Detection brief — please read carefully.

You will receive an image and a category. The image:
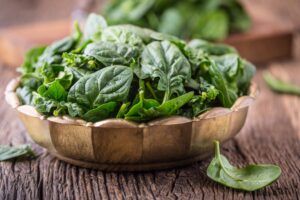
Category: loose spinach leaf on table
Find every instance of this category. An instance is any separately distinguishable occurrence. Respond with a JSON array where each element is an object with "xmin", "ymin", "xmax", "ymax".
[
  {"xmin": 0, "ymin": 144, "xmax": 36, "ymax": 161},
  {"xmin": 263, "ymin": 72, "xmax": 300, "ymax": 95},
  {"xmin": 207, "ymin": 141, "xmax": 281, "ymax": 191}
]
